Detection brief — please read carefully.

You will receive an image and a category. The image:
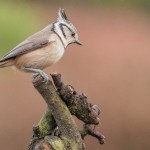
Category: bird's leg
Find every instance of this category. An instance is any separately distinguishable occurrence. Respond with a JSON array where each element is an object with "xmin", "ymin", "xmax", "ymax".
[{"xmin": 24, "ymin": 67, "xmax": 49, "ymax": 82}]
